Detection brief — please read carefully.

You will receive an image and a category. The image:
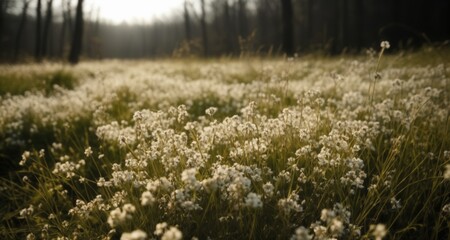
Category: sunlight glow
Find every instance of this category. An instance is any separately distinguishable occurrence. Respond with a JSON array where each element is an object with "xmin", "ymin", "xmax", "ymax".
[{"xmin": 90, "ymin": 0, "xmax": 184, "ymax": 24}]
